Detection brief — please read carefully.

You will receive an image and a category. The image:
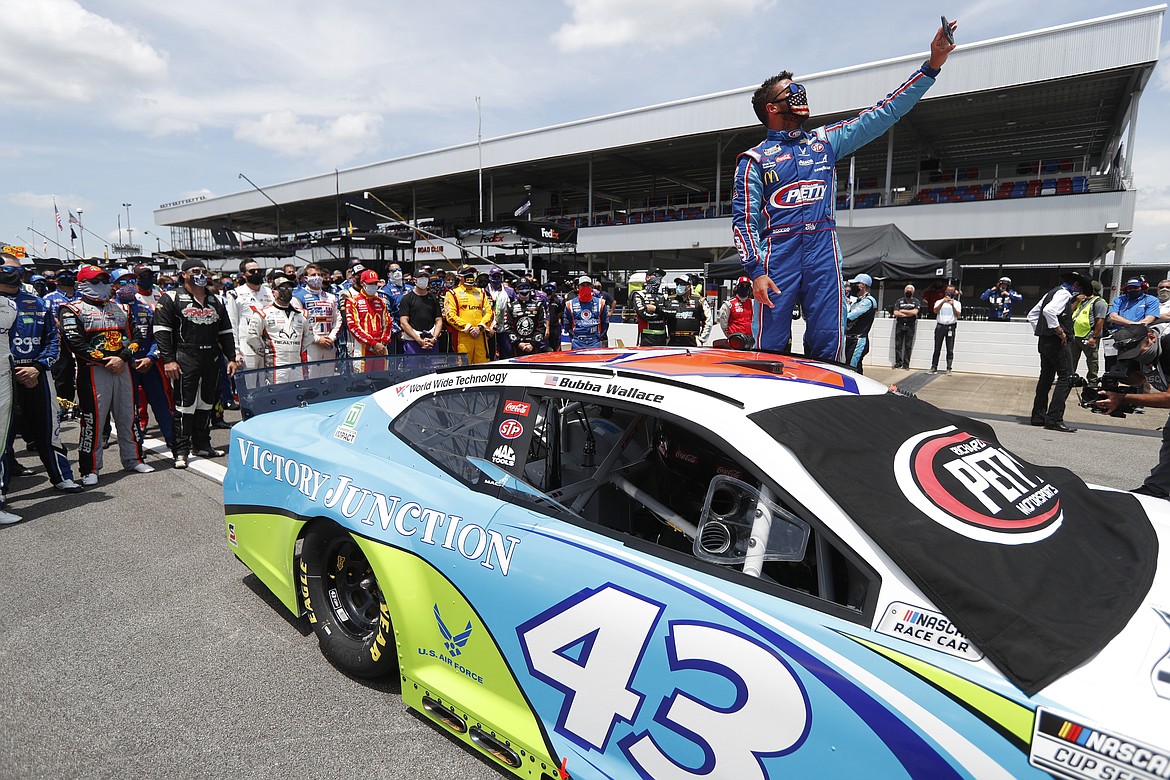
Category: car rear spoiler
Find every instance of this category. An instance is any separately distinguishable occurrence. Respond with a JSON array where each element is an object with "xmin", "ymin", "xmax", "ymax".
[{"xmin": 235, "ymin": 354, "xmax": 468, "ymax": 419}]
